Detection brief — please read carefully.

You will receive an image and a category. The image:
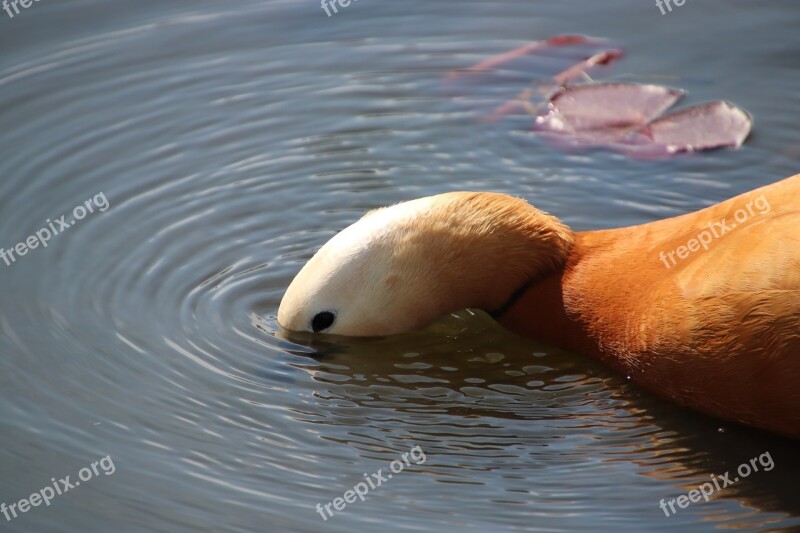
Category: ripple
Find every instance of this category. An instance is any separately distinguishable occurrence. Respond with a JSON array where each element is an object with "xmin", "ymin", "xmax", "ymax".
[{"xmin": 1, "ymin": 0, "xmax": 799, "ymax": 531}]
